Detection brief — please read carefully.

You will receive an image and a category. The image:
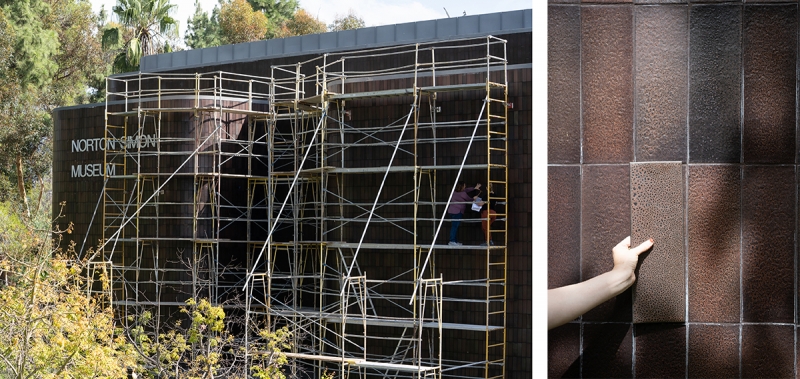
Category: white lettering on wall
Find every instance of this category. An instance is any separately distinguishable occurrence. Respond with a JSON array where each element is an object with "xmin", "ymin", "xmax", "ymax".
[
  {"xmin": 70, "ymin": 163, "xmax": 118, "ymax": 178},
  {"xmin": 71, "ymin": 134, "xmax": 158, "ymax": 153}
]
